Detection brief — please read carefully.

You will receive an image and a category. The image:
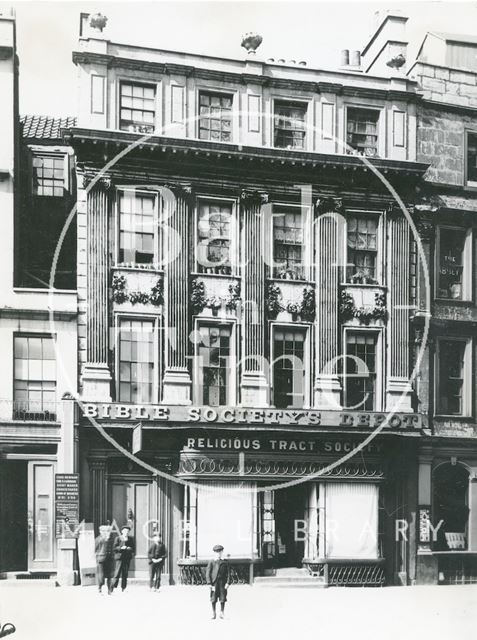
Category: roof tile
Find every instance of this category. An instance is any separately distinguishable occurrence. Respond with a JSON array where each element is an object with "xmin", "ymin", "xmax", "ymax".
[{"xmin": 20, "ymin": 115, "xmax": 77, "ymax": 140}]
